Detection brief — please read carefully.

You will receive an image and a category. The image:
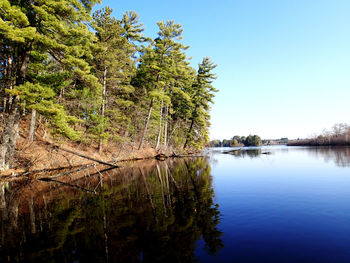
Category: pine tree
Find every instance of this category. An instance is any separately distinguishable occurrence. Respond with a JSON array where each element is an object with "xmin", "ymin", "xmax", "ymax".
[
  {"xmin": 184, "ymin": 57, "xmax": 218, "ymax": 149},
  {"xmin": 91, "ymin": 7, "xmax": 145, "ymax": 152},
  {"xmin": 135, "ymin": 21, "xmax": 191, "ymax": 150},
  {"xmin": 122, "ymin": 10, "xmax": 146, "ymax": 43},
  {"xmin": 0, "ymin": 2, "xmax": 219, "ymax": 170},
  {"xmin": 0, "ymin": 0, "xmax": 100, "ymax": 169}
]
